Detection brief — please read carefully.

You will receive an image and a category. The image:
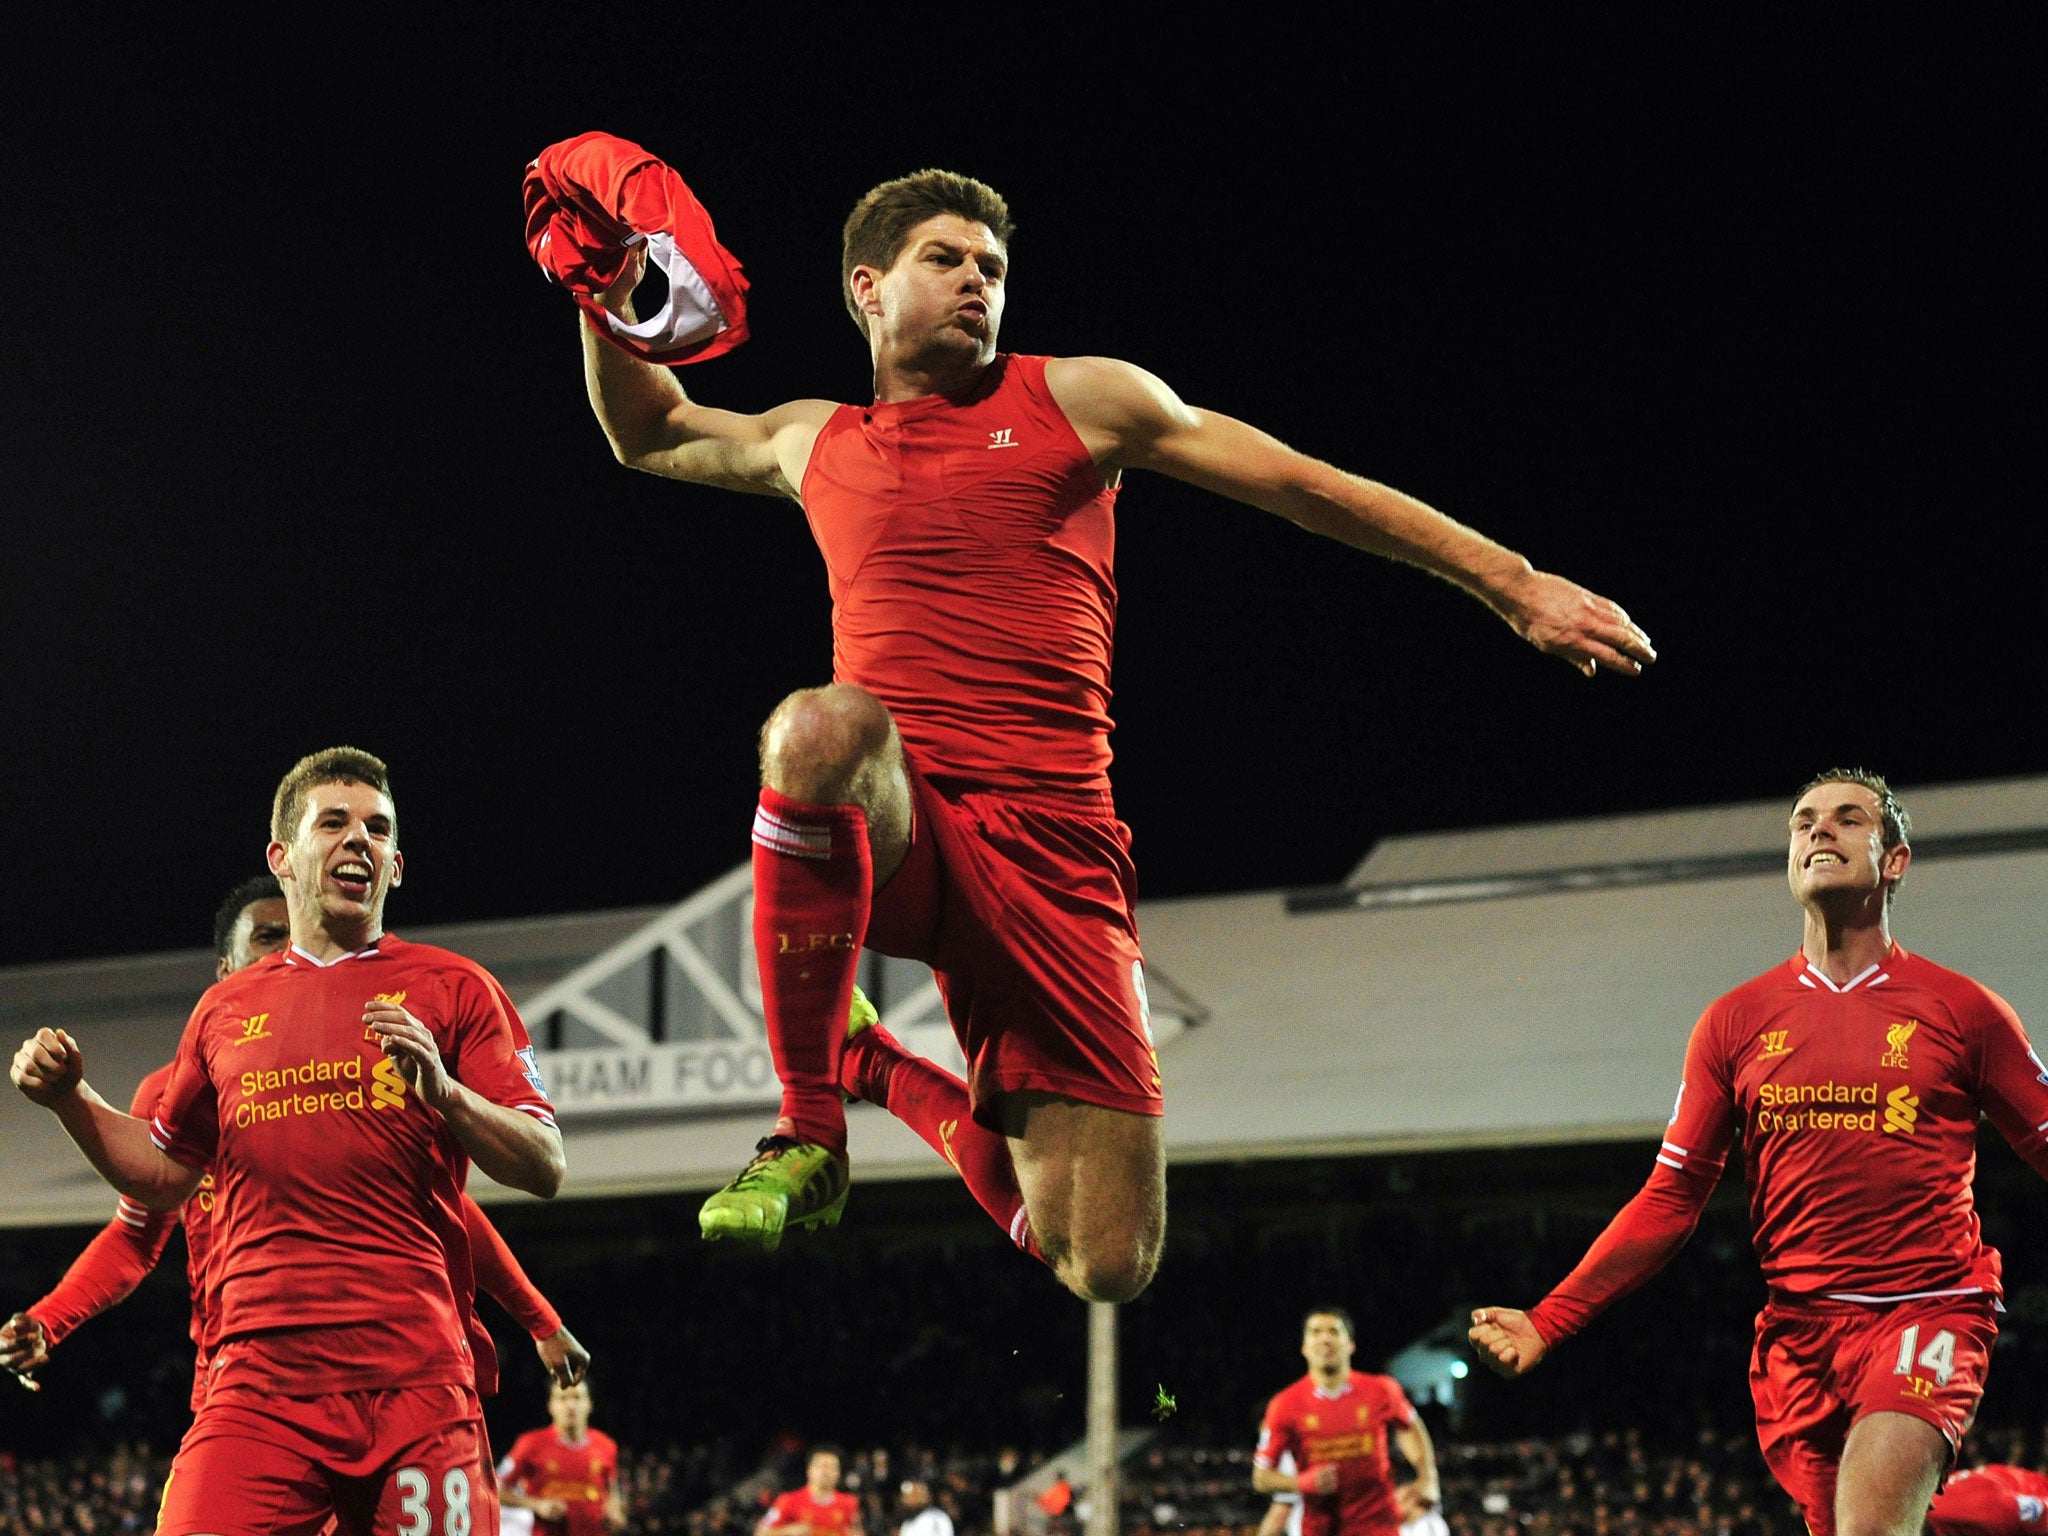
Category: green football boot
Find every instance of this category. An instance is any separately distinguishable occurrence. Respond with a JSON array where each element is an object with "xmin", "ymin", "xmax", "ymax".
[
  {"xmin": 698, "ymin": 1134, "xmax": 849, "ymax": 1251},
  {"xmin": 699, "ymin": 988, "xmax": 875, "ymax": 1249},
  {"xmin": 841, "ymin": 984, "xmax": 879, "ymax": 1102},
  {"xmin": 847, "ymin": 984, "xmax": 878, "ymax": 1040}
]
